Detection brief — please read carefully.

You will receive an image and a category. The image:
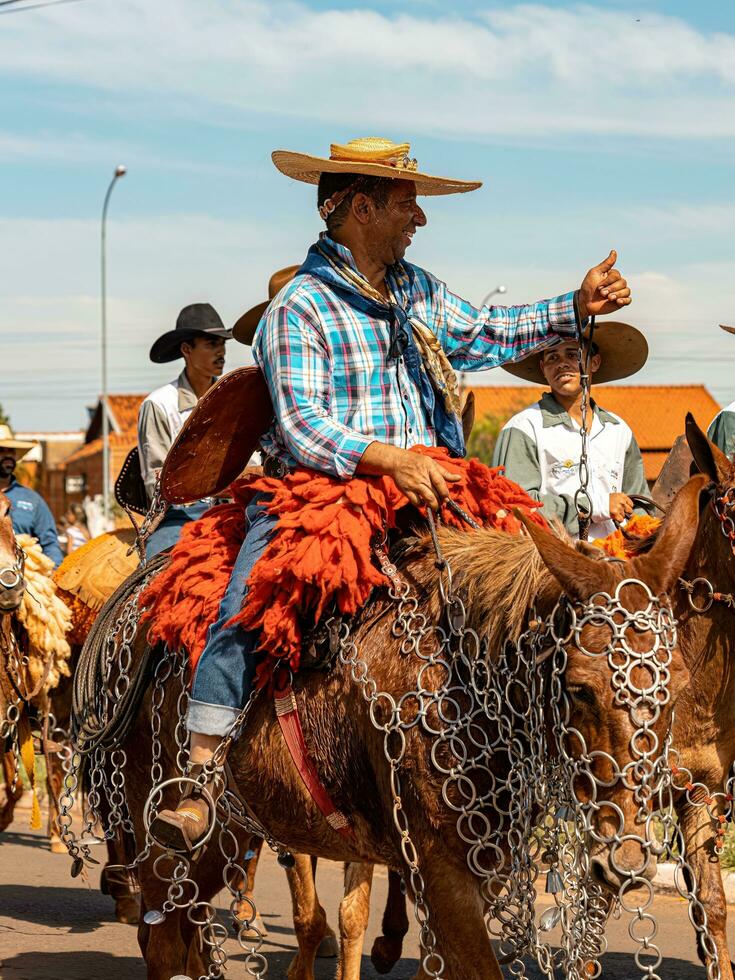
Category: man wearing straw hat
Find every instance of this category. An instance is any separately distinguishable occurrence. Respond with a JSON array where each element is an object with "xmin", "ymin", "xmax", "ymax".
[
  {"xmin": 493, "ymin": 324, "xmax": 649, "ymax": 539},
  {"xmin": 0, "ymin": 425, "xmax": 63, "ymax": 567},
  {"xmin": 707, "ymin": 324, "xmax": 735, "ymax": 459},
  {"xmin": 153, "ymin": 135, "xmax": 634, "ymax": 850}
]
